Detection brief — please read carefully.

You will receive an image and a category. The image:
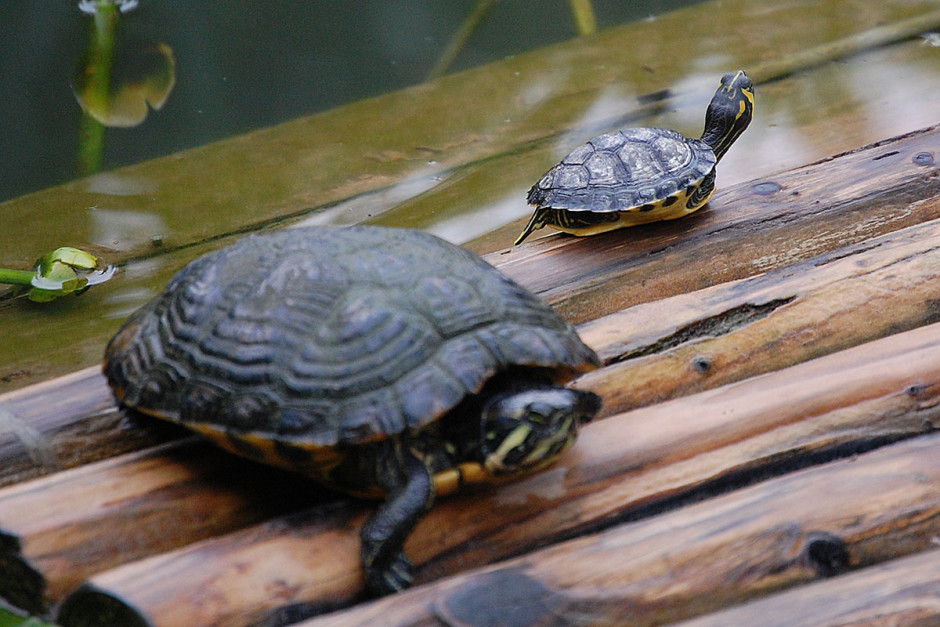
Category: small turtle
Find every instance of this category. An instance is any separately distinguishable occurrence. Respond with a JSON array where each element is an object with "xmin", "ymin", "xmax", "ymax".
[
  {"xmin": 104, "ymin": 226, "xmax": 601, "ymax": 595},
  {"xmin": 515, "ymin": 70, "xmax": 755, "ymax": 244}
]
